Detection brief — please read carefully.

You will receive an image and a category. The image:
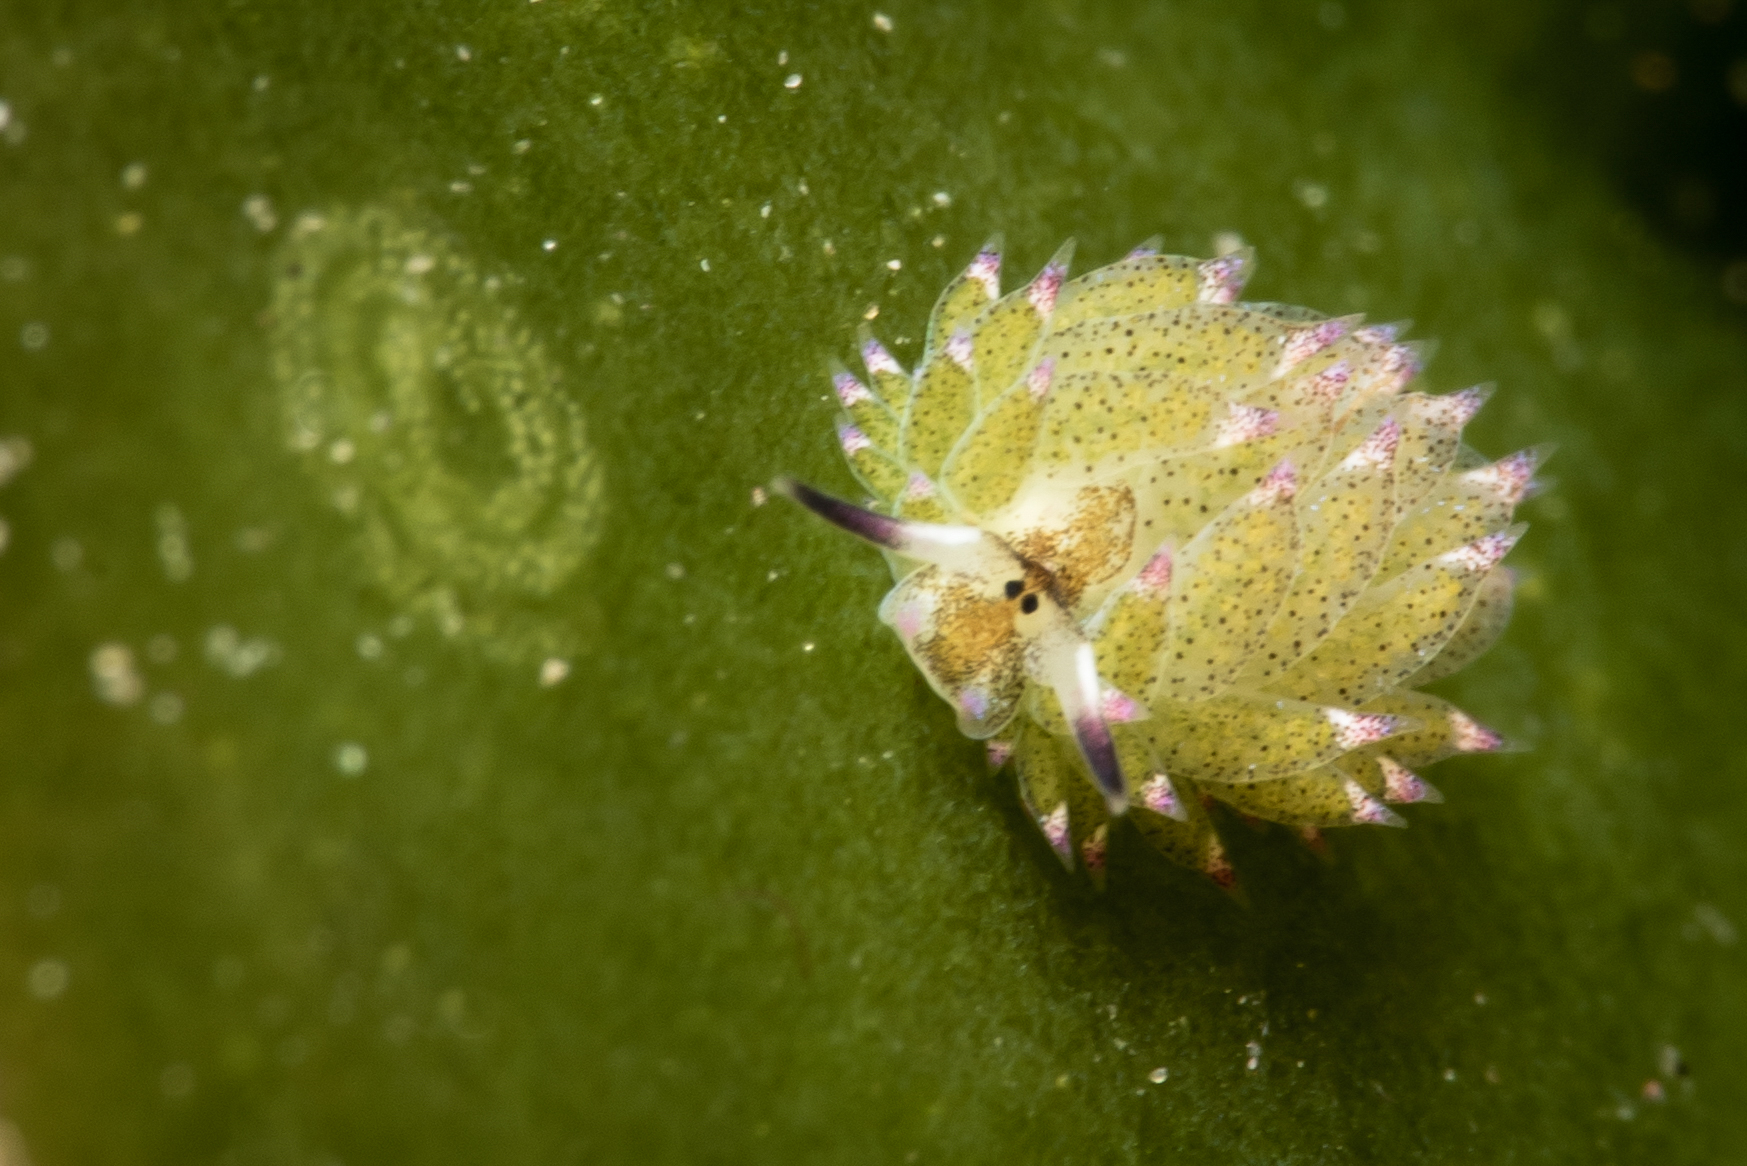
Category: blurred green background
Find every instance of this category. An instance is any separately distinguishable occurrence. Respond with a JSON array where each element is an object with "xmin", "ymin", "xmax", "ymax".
[{"xmin": 0, "ymin": 0, "xmax": 1744, "ymax": 1161}]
